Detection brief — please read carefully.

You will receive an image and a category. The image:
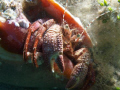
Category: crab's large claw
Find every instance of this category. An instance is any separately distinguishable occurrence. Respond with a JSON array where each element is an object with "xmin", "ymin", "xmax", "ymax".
[
  {"xmin": 43, "ymin": 24, "xmax": 65, "ymax": 72},
  {"xmin": 66, "ymin": 48, "xmax": 91, "ymax": 89}
]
